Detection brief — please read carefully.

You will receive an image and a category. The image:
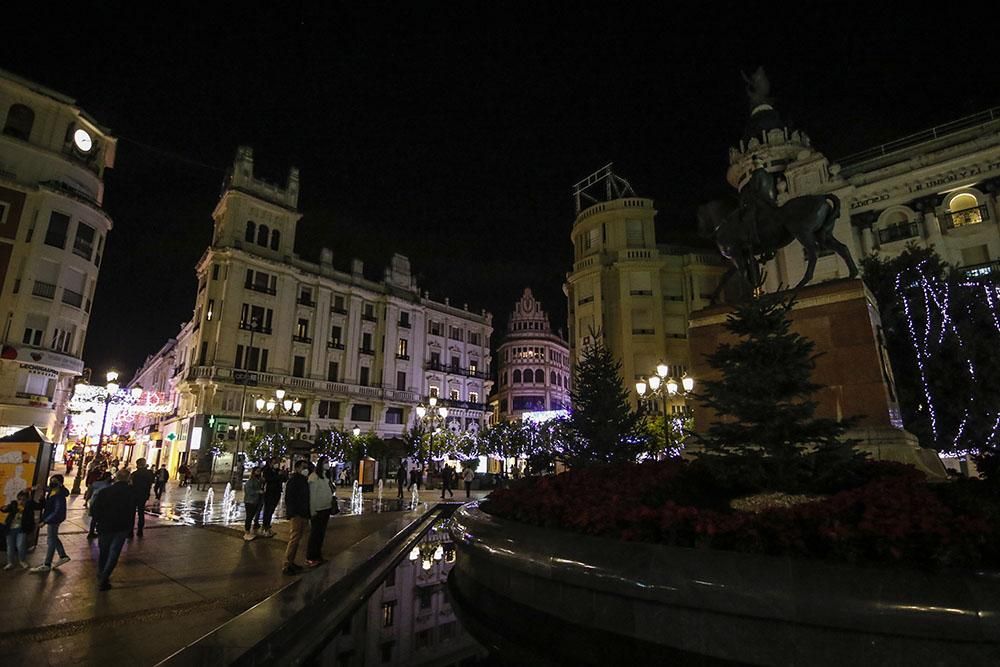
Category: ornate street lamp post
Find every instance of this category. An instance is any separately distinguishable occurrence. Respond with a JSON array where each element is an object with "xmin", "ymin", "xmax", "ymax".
[
  {"xmin": 254, "ymin": 387, "xmax": 302, "ymax": 435},
  {"xmin": 415, "ymin": 396, "xmax": 448, "ymax": 462},
  {"xmin": 95, "ymin": 370, "xmax": 121, "ymax": 459},
  {"xmin": 635, "ymin": 361, "xmax": 695, "ymax": 455}
]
